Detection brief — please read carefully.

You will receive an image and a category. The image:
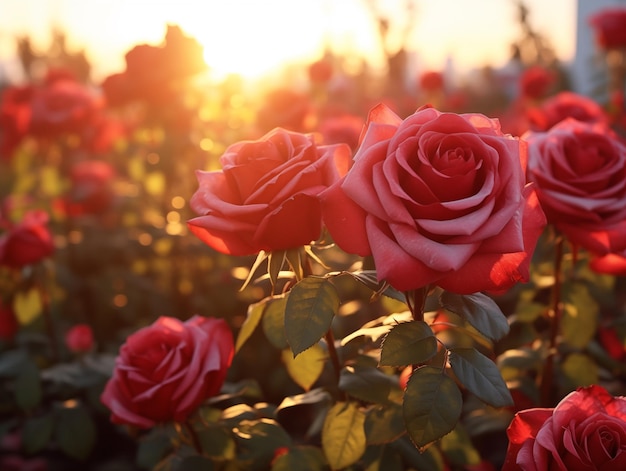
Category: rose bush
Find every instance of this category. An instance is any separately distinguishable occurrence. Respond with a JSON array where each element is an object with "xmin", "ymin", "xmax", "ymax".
[
  {"xmin": 64, "ymin": 323, "xmax": 94, "ymax": 353},
  {"xmin": 503, "ymin": 385, "xmax": 626, "ymax": 470},
  {"xmin": 100, "ymin": 315, "xmax": 234, "ymax": 429},
  {"xmin": 0, "ymin": 210, "xmax": 55, "ymax": 269},
  {"xmin": 525, "ymin": 118, "xmax": 626, "ymax": 258},
  {"xmin": 321, "ymin": 103, "xmax": 546, "ymax": 293},
  {"xmin": 188, "ymin": 127, "xmax": 351, "ymax": 255}
]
